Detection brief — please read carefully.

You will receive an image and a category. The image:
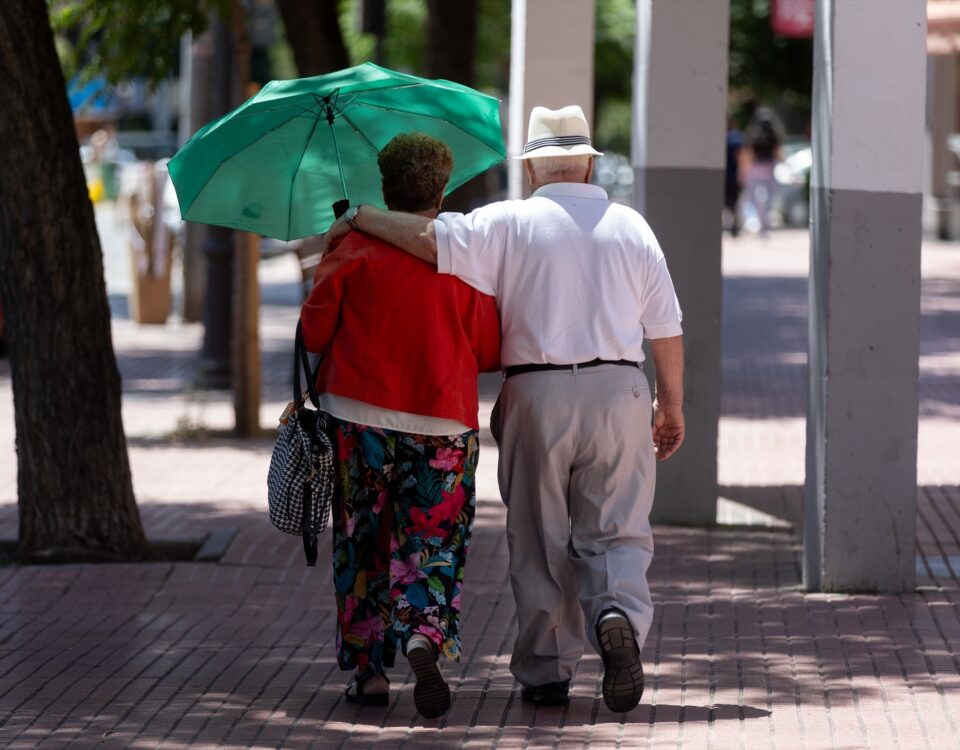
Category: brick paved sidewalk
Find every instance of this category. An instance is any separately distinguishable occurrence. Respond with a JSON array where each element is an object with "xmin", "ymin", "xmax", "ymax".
[{"xmin": 1, "ymin": 230, "xmax": 959, "ymax": 748}]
